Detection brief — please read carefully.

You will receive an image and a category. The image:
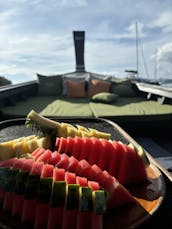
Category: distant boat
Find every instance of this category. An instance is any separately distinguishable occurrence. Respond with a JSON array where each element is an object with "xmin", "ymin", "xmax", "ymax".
[{"xmin": 129, "ymin": 22, "xmax": 160, "ymax": 85}]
